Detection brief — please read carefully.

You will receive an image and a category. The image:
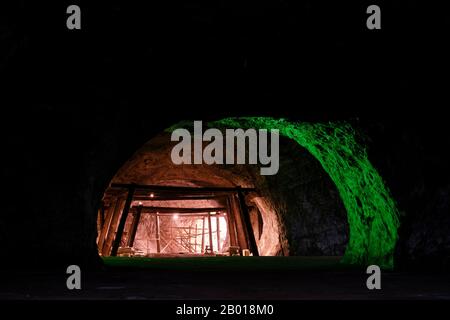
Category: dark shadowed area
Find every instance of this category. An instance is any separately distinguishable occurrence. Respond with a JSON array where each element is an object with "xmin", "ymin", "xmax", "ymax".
[{"xmin": 0, "ymin": 0, "xmax": 449, "ymax": 300}]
